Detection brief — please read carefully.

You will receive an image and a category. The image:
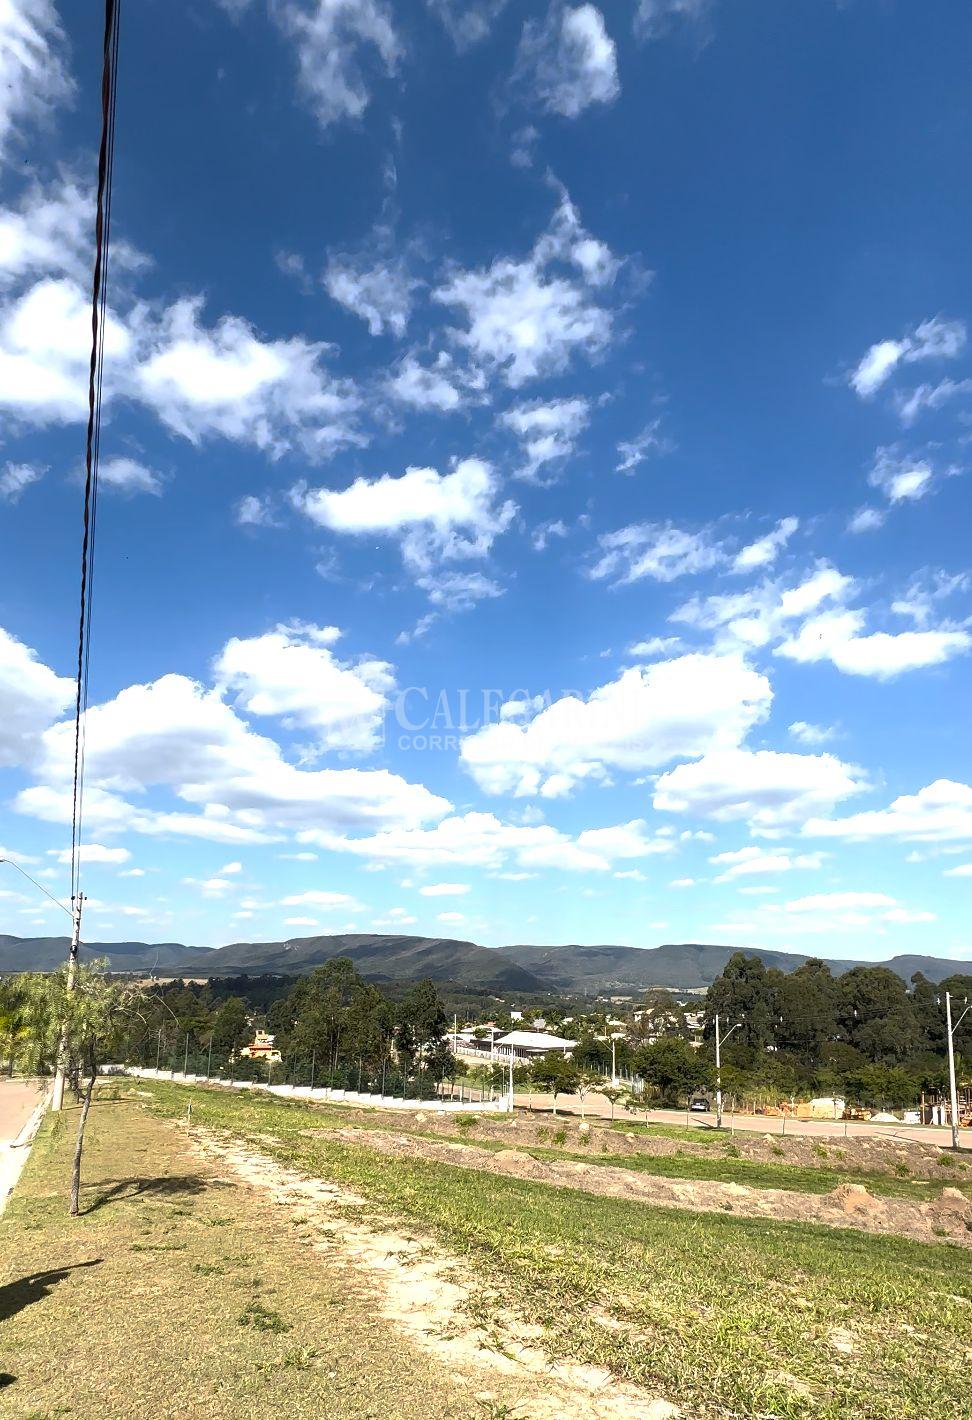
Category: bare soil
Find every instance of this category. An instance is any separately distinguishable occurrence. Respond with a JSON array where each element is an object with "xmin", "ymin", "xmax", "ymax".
[{"xmin": 306, "ymin": 1123, "xmax": 972, "ymax": 1249}]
